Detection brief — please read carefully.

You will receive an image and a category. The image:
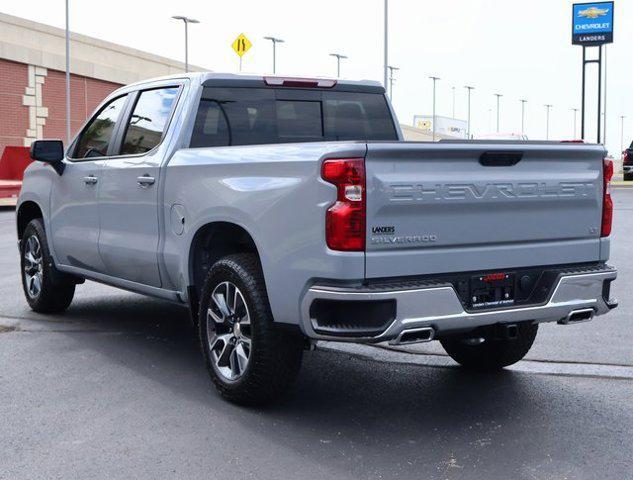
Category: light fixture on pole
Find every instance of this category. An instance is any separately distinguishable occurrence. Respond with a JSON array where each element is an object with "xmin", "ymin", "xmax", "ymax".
[
  {"xmin": 520, "ymin": 99, "xmax": 528, "ymax": 136},
  {"xmin": 264, "ymin": 36, "xmax": 285, "ymax": 74},
  {"xmin": 571, "ymin": 108, "xmax": 579, "ymax": 138},
  {"xmin": 544, "ymin": 104, "xmax": 553, "ymax": 140},
  {"xmin": 171, "ymin": 16, "xmax": 200, "ymax": 73},
  {"xmin": 494, "ymin": 93, "xmax": 503, "ymax": 132},
  {"xmin": 429, "ymin": 76, "xmax": 440, "ymax": 141},
  {"xmin": 387, "ymin": 65, "xmax": 399, "ymax": 100},
  {"xmin": 464, "ymin": 86, "xmax": 475, "ymax": 138},
  {"xmin": 65, "ymin": 0, "xmax": 70, "ymax": 145},
  {"xmin": 329, "ymin": 53, "xmax": 347, "ymax": 78}
]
